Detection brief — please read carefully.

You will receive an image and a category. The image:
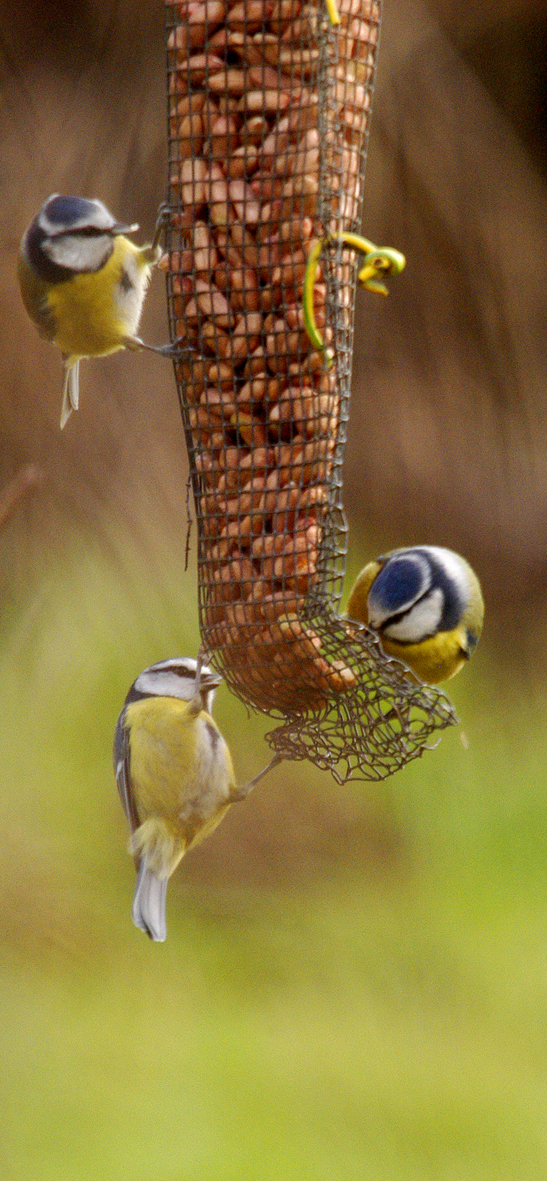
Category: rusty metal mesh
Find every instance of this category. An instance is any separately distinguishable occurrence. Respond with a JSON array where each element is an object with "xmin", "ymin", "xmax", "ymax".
[{"xmin": 163, "ymin": 0, "xmax": 457, "ymax": 783}]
